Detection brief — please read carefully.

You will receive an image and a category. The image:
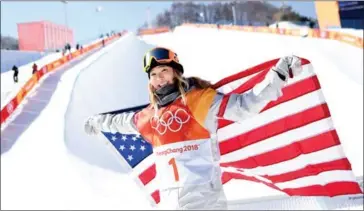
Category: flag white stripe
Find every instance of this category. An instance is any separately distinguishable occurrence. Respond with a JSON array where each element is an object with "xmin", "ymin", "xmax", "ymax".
[
  {"xmin": 275, "ymin": 170, "xmax": 357, "ymax": 189},
  {"xmin": 218, "ymin": 89, "xmax": 327, "ymax": 142},
  {"xmin": 144, "ymin": 175, "xmax": 159, "ymax": 194},
  {"xmin": 220, "ymin": 117, "xmax": 335, "ymax": 163},
  {"xmin": 238, "ymin": 145, "xmax": 346, "ymax": 176}
]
